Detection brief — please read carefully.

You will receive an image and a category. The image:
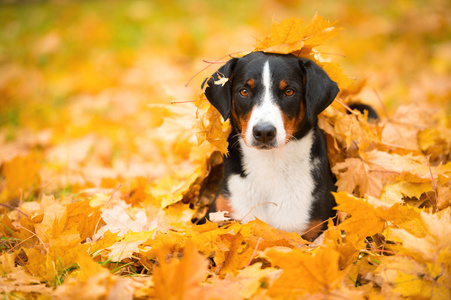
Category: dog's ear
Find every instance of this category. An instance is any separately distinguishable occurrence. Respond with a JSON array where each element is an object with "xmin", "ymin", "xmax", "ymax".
[
  {"xmin": 298, "ymin": 58, "xmax": 339, "ymax": 125},
  {"xmin": 202, "ymin": 58, "xmax": 238, "ymax": 120}
]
